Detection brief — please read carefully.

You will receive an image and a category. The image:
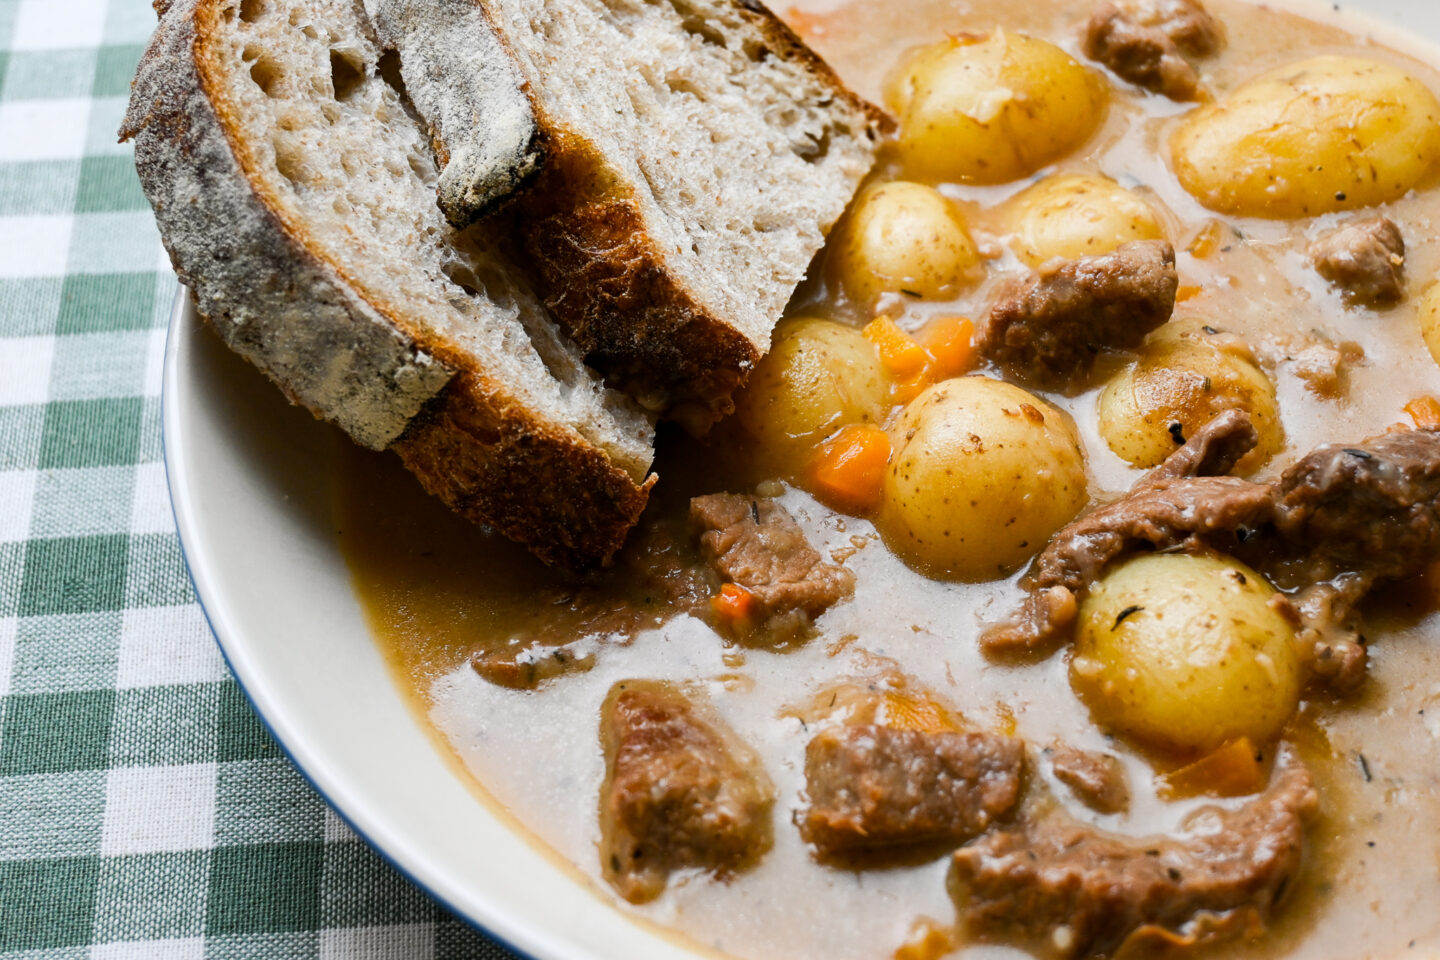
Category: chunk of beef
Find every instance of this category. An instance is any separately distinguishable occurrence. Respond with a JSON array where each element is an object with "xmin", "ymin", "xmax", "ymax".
[
  {"xmin": 599, "ymin": 680, "xmax": 774, "ymax": 903},
  {"xmin": 982, "ymin": 476, "xmax": 1270, "ymax": 655},
  {"xmin": 800, "ymin": 724, "xmax": 1024, "ymax": 853},
  {"xmin": 1084, "ymin": 0, "xmax": 1223, "ymax": 101},
  {"xmin": 691, "ymin": 494, "xmax": 854, "ymax": 640},
  {"xmin": 1137, "ymin": 408, "xmax": 1259, "ymax": 485},
  {"xmin": 950, "ymin": 763, "xmax": 1318, "ymax": 958},
  {"xmin": 981, "ymin": 241, "xmax": 1178, "ymax": 390},
  {"xmin": 1049, "ymin": 745, "xmax": 1130, "ymax": 814},
  {"xmin": 988, "ymin": 421, "xmax": 1440, "ymax": 689},
  {"xmin": 1261, "ymin": 429, "xmax": 1440, "ymax": 687},
  {"xmin": 1309, "ymin": 216, "xmax": 1405, "ymax": 306}
]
